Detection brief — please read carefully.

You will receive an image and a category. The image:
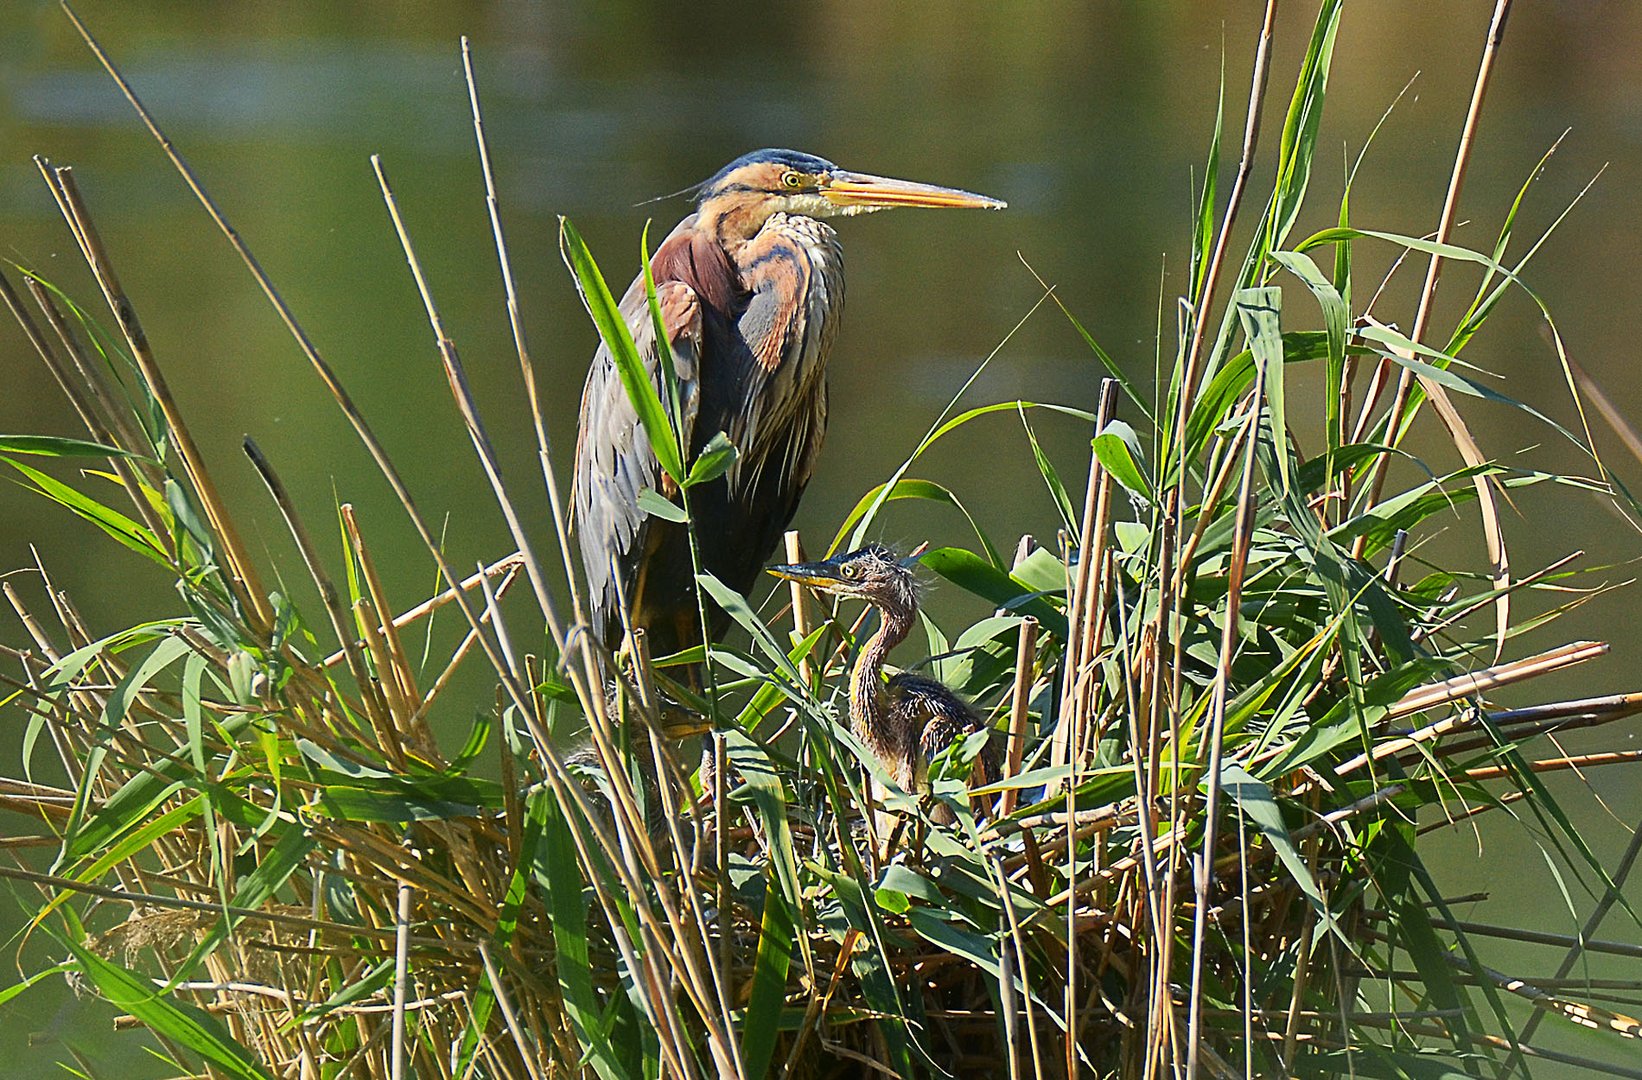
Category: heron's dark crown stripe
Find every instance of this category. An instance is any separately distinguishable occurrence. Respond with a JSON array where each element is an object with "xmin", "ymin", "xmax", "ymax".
[
  {"xmin": 700, "ymin": 180, "xmax": 823, "ymax": 201},
  {"xmin": 699, "ymin": 148, "xmax": 837, "ymax": 201}
]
